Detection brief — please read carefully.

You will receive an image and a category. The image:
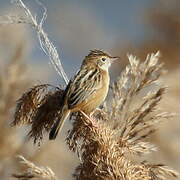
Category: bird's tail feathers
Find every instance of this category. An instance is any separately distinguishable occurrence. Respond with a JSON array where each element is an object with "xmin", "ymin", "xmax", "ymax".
[{"xmin": 49, "ymin": 108, "xmax": 70, "ymax": 140}]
